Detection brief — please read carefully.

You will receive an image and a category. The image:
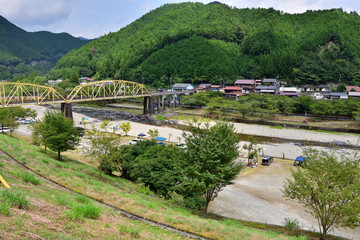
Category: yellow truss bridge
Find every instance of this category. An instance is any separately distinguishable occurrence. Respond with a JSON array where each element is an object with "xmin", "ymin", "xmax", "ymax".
[{"xmin": 0, "ymin": 80, "xmax": 151, "ymax": 107}]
